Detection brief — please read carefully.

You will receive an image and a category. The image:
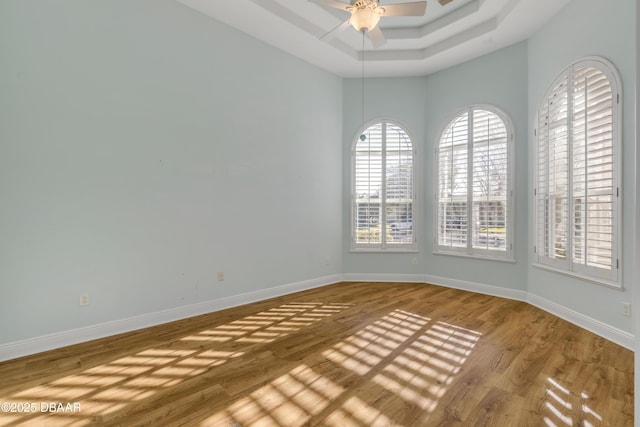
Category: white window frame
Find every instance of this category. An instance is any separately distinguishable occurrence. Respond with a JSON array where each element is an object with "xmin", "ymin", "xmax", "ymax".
[
  {"xmin": 351, "ymin": 119, "xmax": 417, "ymax": 252},
  {"xmin": 533, "ymin": 56, "xmax": 622, "ymax": 288},
  {"xmin": 434, "ymin": 105, "xmax": 515, "ymax": 261}
]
